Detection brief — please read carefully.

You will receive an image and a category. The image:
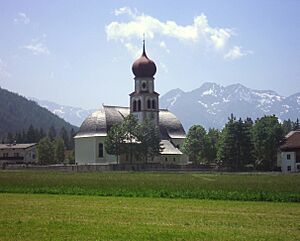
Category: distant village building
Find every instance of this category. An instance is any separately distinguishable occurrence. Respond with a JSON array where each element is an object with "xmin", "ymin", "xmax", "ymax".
[
  {"xmin": 0, "ymin": 143, "xmax": 37, "ymax": 165},
  {"xmin": 74, "ymin": 42, "xmax": 188, "ymax": 165},
  {"xmin": 278, "ymin": 130, "xmax": 300, "ymax": 172}
]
